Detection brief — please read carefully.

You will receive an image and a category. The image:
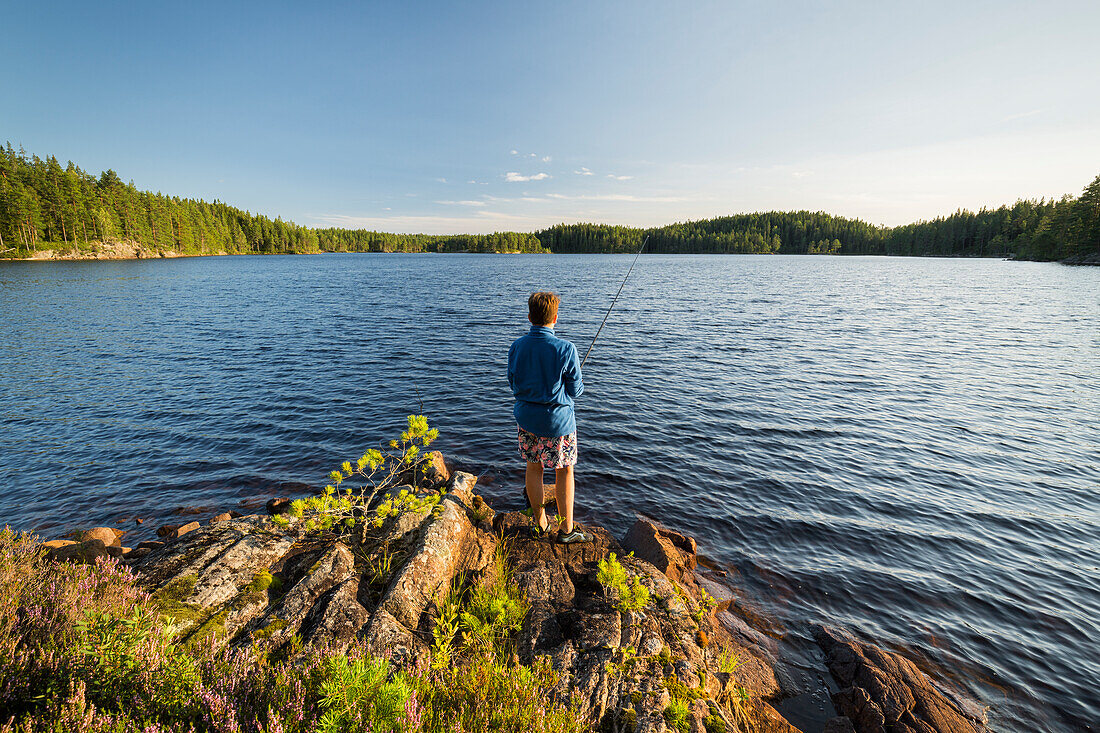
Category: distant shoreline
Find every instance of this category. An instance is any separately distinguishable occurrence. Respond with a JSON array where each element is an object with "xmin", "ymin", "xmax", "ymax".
[{"xmin": 5, "ymin": 242, "xmax": 1097, "ymax": 265}]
